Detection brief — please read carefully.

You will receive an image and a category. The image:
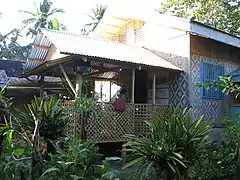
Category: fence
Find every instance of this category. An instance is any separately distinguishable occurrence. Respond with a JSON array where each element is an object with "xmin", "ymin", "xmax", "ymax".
[{"xmin": 61, "ymin": 101, "xmax": 168, "ymax": 143}]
